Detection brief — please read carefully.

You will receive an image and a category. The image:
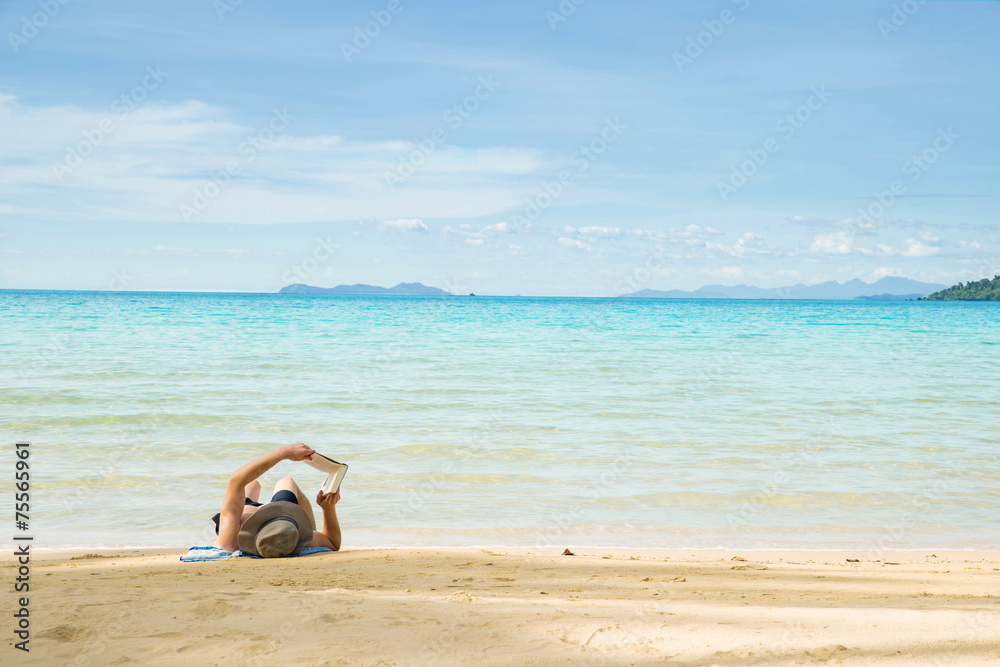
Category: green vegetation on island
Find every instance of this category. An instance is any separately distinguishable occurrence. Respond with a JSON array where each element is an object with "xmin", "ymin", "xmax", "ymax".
[{"xmin": 921, "ymin": 276, "xmax": 1000, "ymax": 301}]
